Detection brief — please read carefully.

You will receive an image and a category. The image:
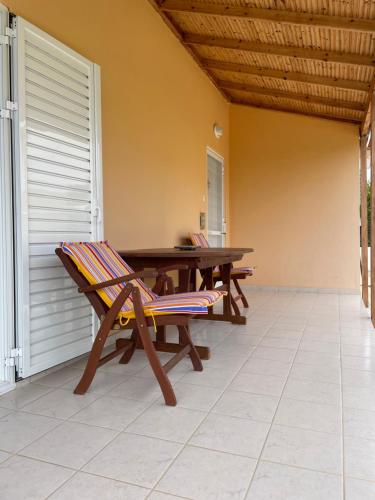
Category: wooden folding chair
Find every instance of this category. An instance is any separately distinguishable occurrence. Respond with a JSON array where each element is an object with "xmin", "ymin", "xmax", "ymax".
[
  {"xmin": 190, "ymin": 232, "xmax": 253, "ymax": 309},
  {"xmin": 56, "ymin": 241, "xmax": 225, "ymax": 406}
]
